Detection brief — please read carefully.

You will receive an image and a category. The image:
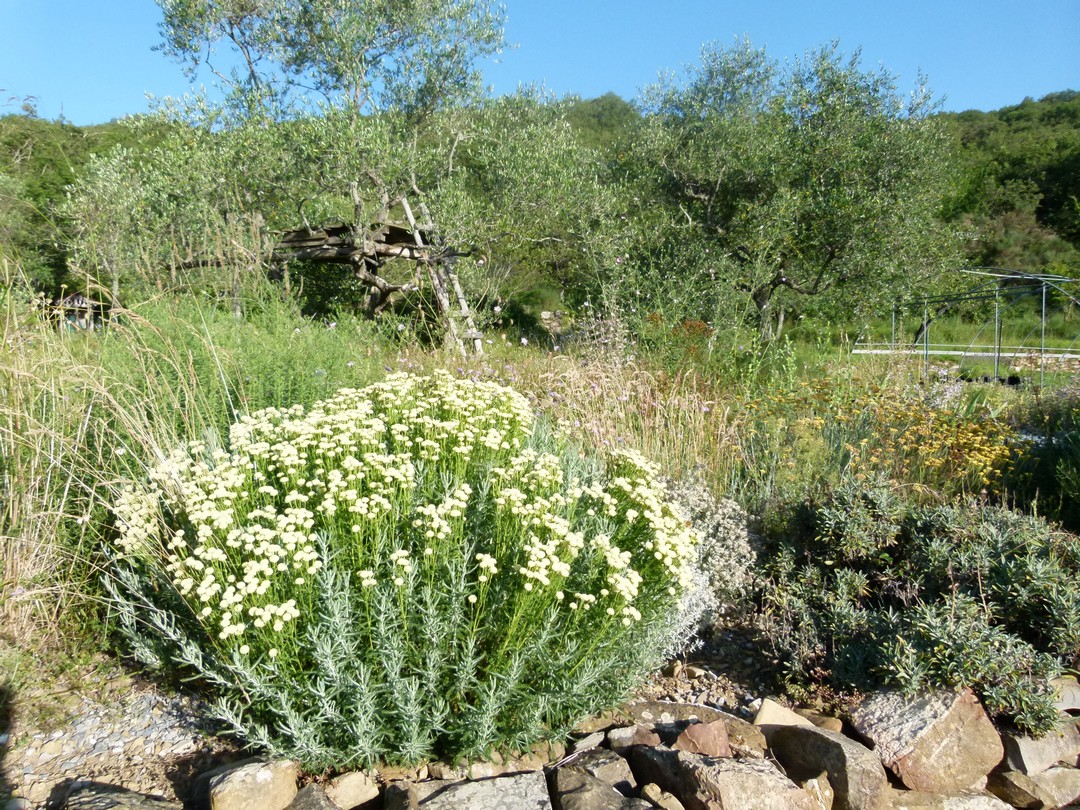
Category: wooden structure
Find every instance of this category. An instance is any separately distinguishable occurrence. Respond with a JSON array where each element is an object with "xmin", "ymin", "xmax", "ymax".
[
  {"xmin": 50, "ymin": 292, "xmax": 106, "ymax": 332},
  {"xmin": 271, "ymin": 192, "xmax": 483, "ymax": 356}
]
